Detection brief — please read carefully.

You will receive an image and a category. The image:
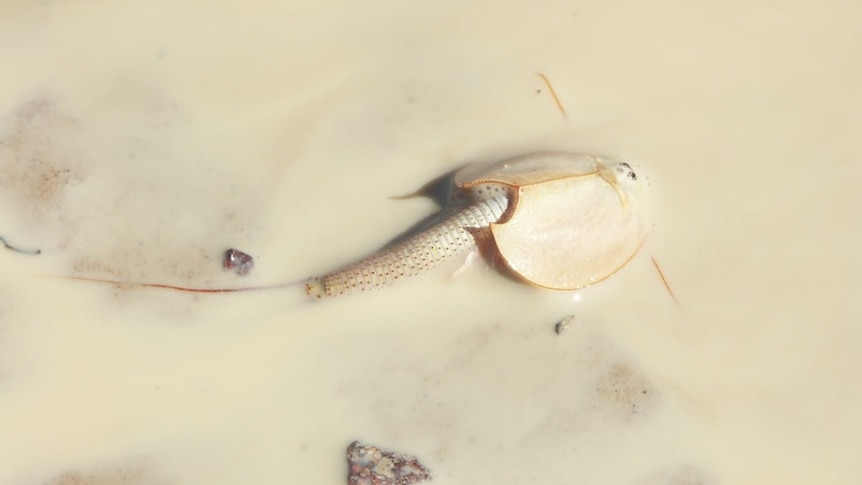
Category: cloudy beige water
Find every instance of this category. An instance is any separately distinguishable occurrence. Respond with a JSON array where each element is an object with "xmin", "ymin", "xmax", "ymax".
[{"xmin": 1, "ymin": 1, "xmax": 860, "ymax": 484}]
